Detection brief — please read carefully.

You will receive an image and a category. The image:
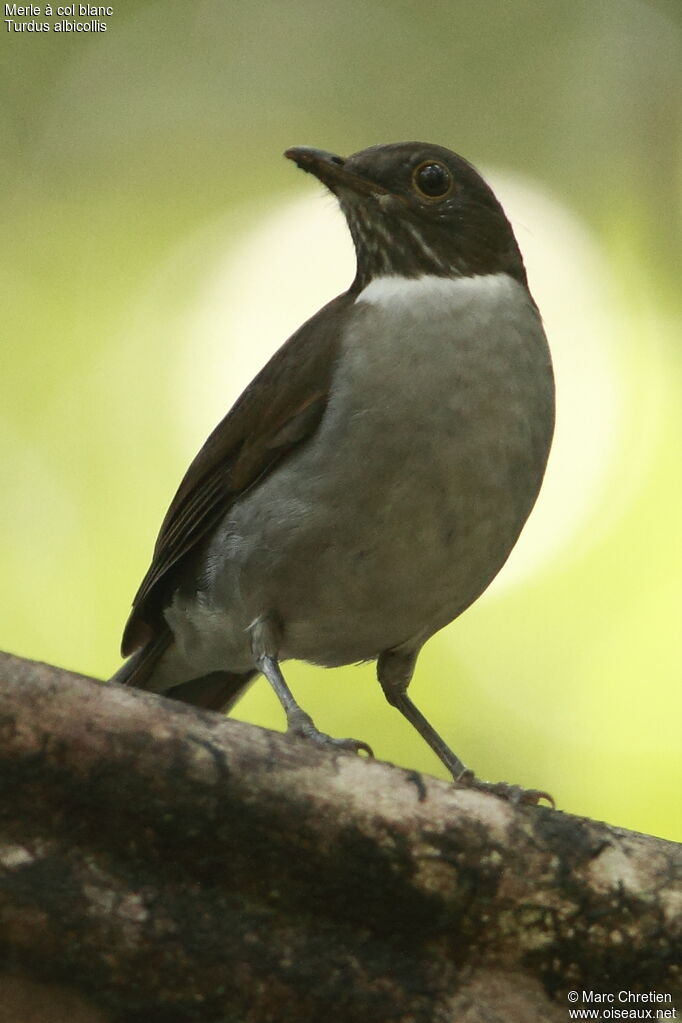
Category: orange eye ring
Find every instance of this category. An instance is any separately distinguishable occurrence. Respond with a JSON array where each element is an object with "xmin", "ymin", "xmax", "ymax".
[{"xmin": 412, "ymin": 160, "xmax": 453, "ymax": 200}]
